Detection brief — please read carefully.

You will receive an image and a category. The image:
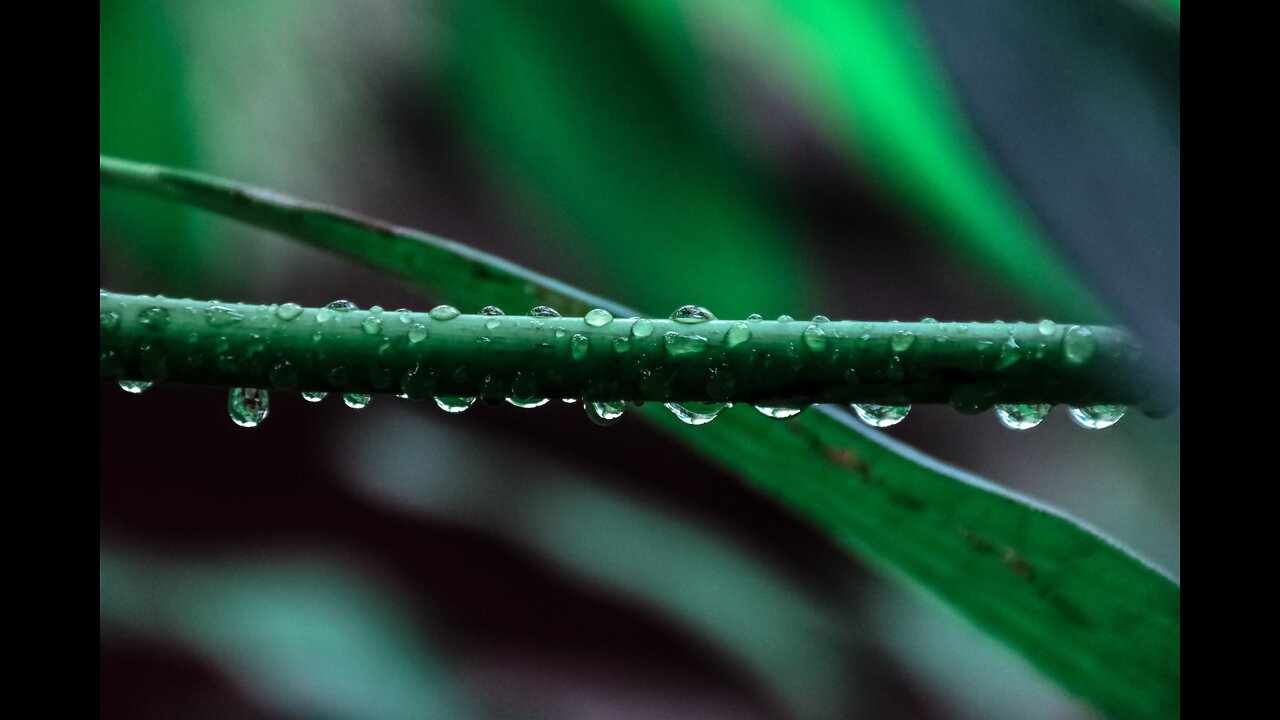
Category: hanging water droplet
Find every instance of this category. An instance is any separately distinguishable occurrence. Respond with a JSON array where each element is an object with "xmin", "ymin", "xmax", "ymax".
[
  {"xmin": 665, "ymin": 401, "xmax": 729, "ymax": 425},
  {"xmin": 852, "ymin": 403, "xmax": 910, "ymax": 428},
  {"xmin": 343, "ymin": 393, "xmax": 372, "ymax": 409},
  {"xmin": 802, "ymin": 324, "xmax": 828, "ymax": 352},
  {"xmin": 570, "ymin": 333, "xmax": 590, "ymax": 360},
  {"xmin": 434, "ymin": 395, "xmax": 476, "ymax": 413},
  {"xmin": 301, "ymin": 391, "xmax": 327, "ymax": 403},
  {"xmin": 429, "ymin": 305, "xmax": 460, "ymax": 321},
  {"xmin": 664, "ymin": 332, "xmax": 708, "ymax": 356},
  {"xmin": 1069, "ymin": 405, "xmax": 1126, "ymax": 429},
  {"xmin": 118, "ymin": 380, "xmax": 152, "ymax": 394},
  {"xmin": 268, "ymin": 360, "xmax": 299, "ymax": 389},
  {"xmin": 776, "ymin": 314, "xmax": 794, "ymax": 323},
  {"xmin": 204, "ymin": 305, "xmax": 242, "ymax": 327},
  {"xmin": 275, "ymin": 303, "xmax": 303, "ymax": 321},
  {"xmin": 890, "ymin": 331, "xmax": 915, "ymax": 353},
  {"xmin": 362, "ymin": 316, "xmax": 382, "ymax": 335},
  {"xmin": 507, "ymin": 372, "xmax": 547, "ymax": 408},
  {"xmin": 613, "ymin": 337, "xmax": 631, "ymax": 353},
  {"xmin": 527, "ymin": 306, "xmax": 561, "ymax": 318},
  {"xmin": 670, "ymin": 305, "xmax": 716, "ymax": 324},
  {"xmin": 585, "ymin": 309, "xmax": 614, "ymax": 327},
  {"xmin": 755, "ymin": 405, "xmax": 805, "ymax": 419},
  {"xmin": 228, "ymin": 388, "xmax": 269, "ymax": 427},
  {"xmin": 630, "ymin": 318, "xmax": 655, "ymax": 338},
  {"xmin": 1037, "ymin": 319, "xmax": 1057, "ymax": 336},
  {"xmin": 138, "ymin": 306, "xmax": 171, "ymax": 331},
  {"xmin": 1063, "ymin": 326, "xmax": 1096, "ymax": 365},
  {"xmin": 724, "ymin": 322, "xmax": 751, "ymax": 348},
  {"xmin": 408, "ymin": 323, "xmax": 428, "ymax": 343},
  {"xmin": 585, "ymin": 400, "xmax": 626, "ymax": 426},
  {"xmin": 995, "ymin": 403, "xmax": 1051, "ymax": 430}
]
